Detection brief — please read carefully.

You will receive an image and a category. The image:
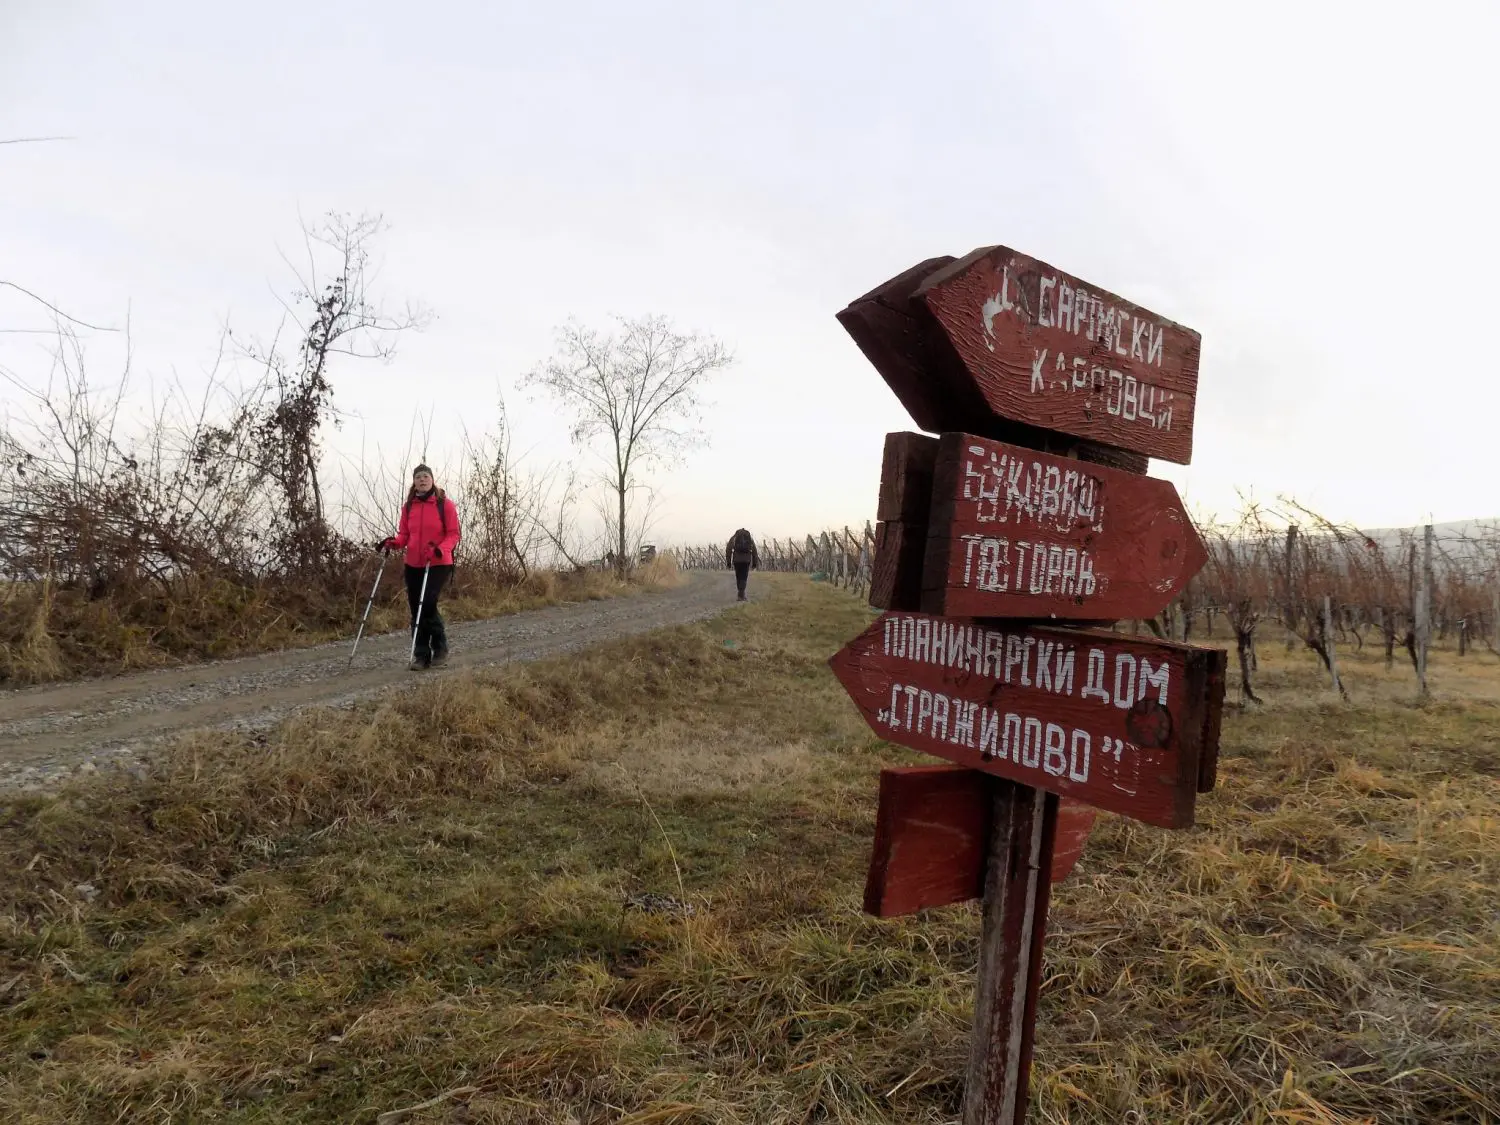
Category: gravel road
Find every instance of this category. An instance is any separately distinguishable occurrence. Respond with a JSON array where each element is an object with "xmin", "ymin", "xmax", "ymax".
[{"xmin": 0, "ymin": 571, "xmax": 746, "ymax": 795}]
